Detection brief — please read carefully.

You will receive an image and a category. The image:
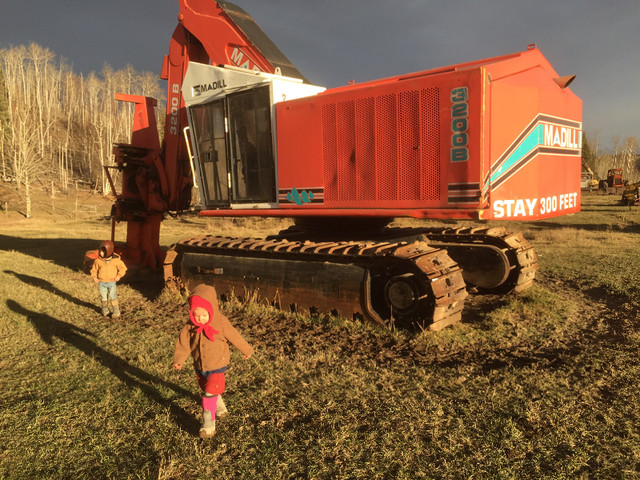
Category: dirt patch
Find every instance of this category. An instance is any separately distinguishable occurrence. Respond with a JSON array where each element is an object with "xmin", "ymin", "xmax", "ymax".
[
  {"xmin": 193, "ymin": 268, "xmax": 634, "ymax": 379},
  {"xmin": 102, "ymin": 256, "xmax": 628, "ymax": 379}
]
